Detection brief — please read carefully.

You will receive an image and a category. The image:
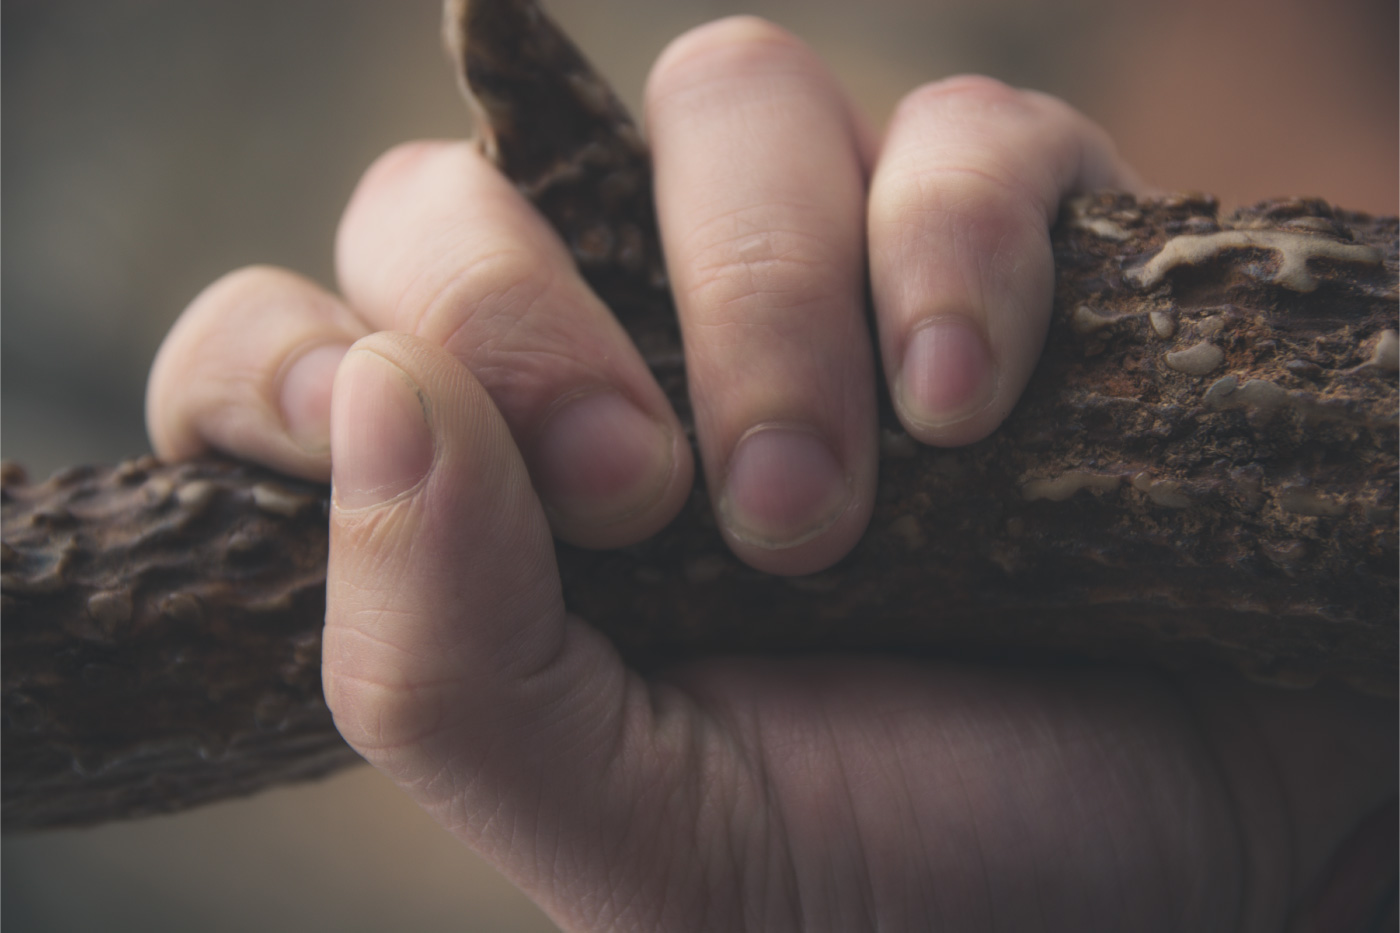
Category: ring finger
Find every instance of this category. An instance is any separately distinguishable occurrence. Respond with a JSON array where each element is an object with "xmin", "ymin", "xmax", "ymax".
[{"xmin": 868, "ymin": 76, "xmax": 1144, "ymax": 446}]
